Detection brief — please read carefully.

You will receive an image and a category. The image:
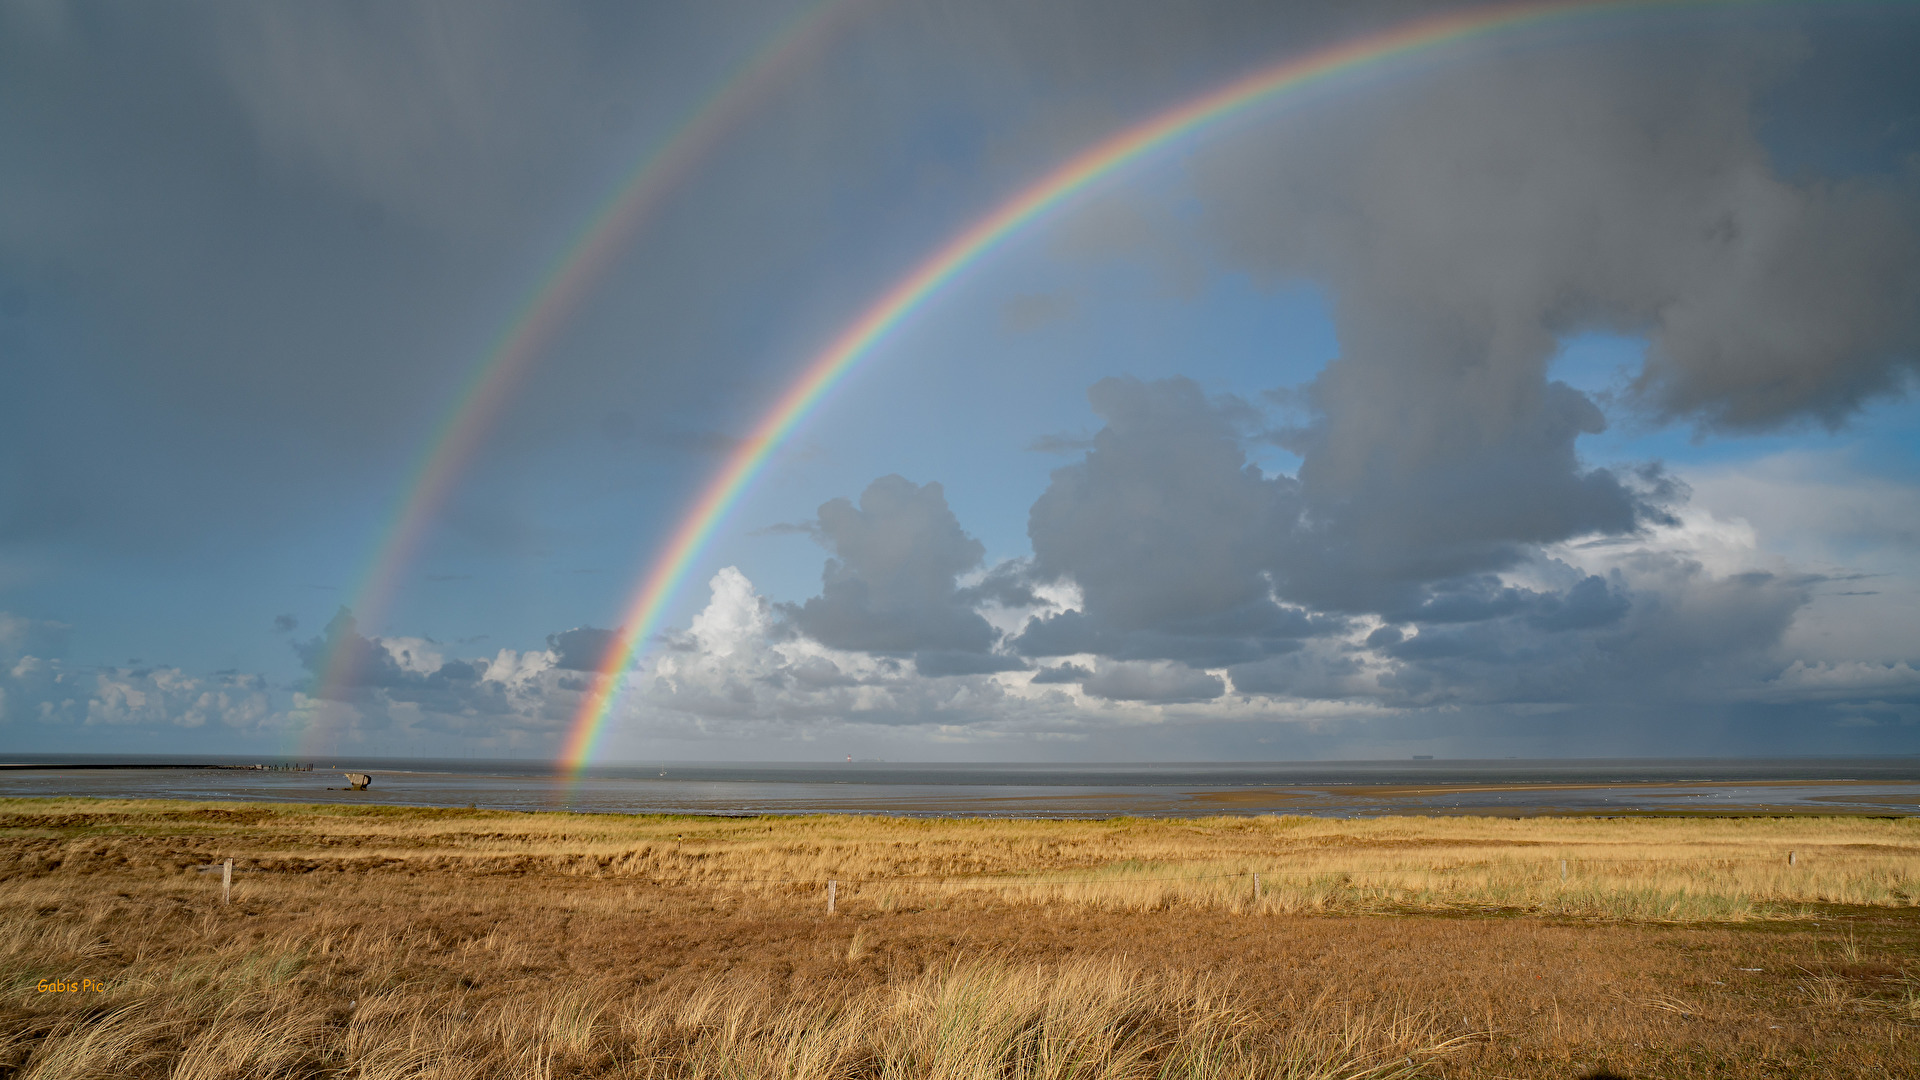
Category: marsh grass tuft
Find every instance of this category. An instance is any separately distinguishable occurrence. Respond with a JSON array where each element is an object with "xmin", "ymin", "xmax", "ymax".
[{"xmin": 7, "ymin": 950, "xmax": 1459, "ymax": 1080}]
